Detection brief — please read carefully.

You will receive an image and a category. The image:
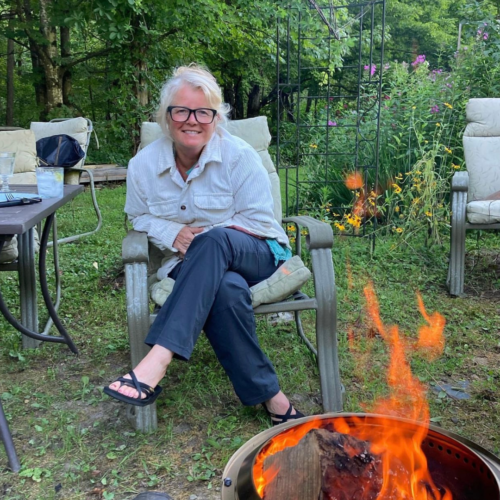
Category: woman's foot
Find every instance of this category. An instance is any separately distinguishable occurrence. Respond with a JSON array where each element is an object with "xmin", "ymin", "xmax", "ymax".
[
  {"xmin": 264, "ymin": 391, "xmax": 305, "ymax": 426},
  {"xmin": 108, "ymin": 345, "xmax": 173, "ymax": 400}
]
